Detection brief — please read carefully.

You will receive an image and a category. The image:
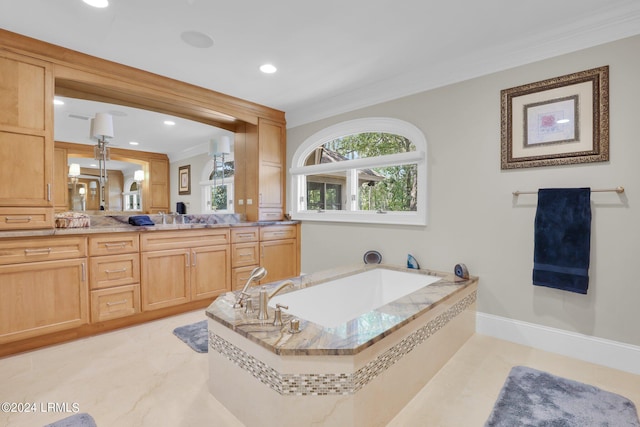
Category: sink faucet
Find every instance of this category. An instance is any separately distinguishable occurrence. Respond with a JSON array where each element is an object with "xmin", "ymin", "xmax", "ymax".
[
  {"xmin": 234, "ymin": 267, "xmax": 267, "ymax": 308},
  {"xmin": 257, "ymin": 280, "xmax": 294, "ymax": 320}
]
